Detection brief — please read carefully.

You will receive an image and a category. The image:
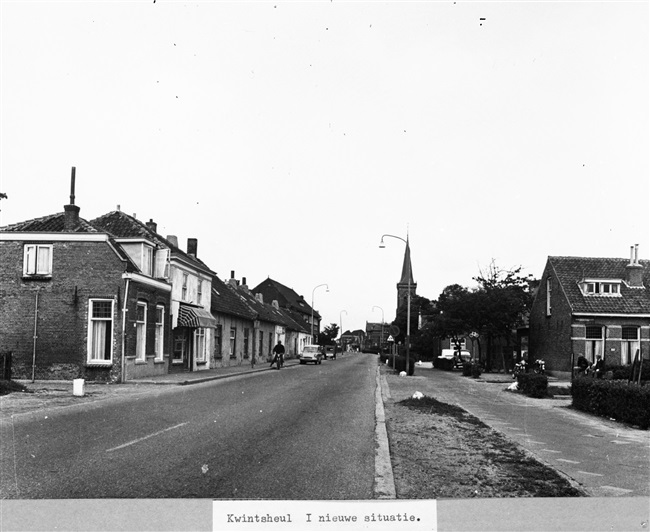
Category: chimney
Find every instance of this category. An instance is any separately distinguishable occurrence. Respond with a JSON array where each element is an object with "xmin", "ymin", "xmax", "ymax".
[
  {"xmin": 625, "ymin": 244, "xmax": 644, "ymax": 287},
  {"xmin": 63, "ymin": 166, "xmax": 80, "ymax": 231},
  {"xmin": 242, "ymin": 277, "xmax": 247, "ymax": 287},
  {"xmin": 117, "ymin": 205, "xmax": 121, "ymax": 211},
  {"xmin": 145, "ymin": 219, "xmax": 157, "ymax": 233},
  {"xmin": 166, "ymin": 235, "xmax": 178, "ymax": 248},
  {"xmin": 187, "ymin": 238, "xmax": 197, "ymax": 257},
  {"xmin": 231, "ymin": 270, "xmax": 235, "ymax": 280}
]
